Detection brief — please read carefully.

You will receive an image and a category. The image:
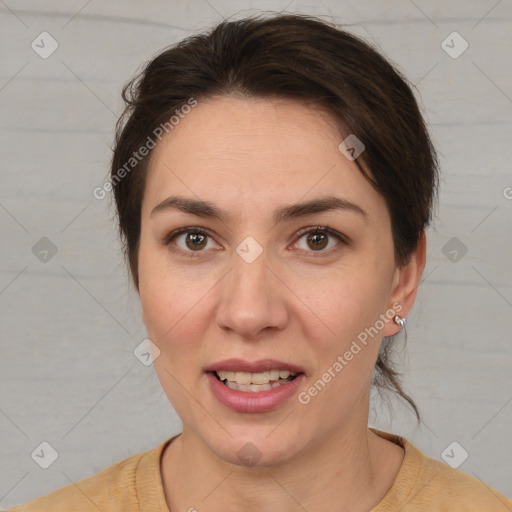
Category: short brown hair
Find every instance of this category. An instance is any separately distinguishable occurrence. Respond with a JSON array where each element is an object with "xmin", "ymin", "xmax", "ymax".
[{"xmin": 111, "ymin": 12, "xmax": 439, "ymax": 421}]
